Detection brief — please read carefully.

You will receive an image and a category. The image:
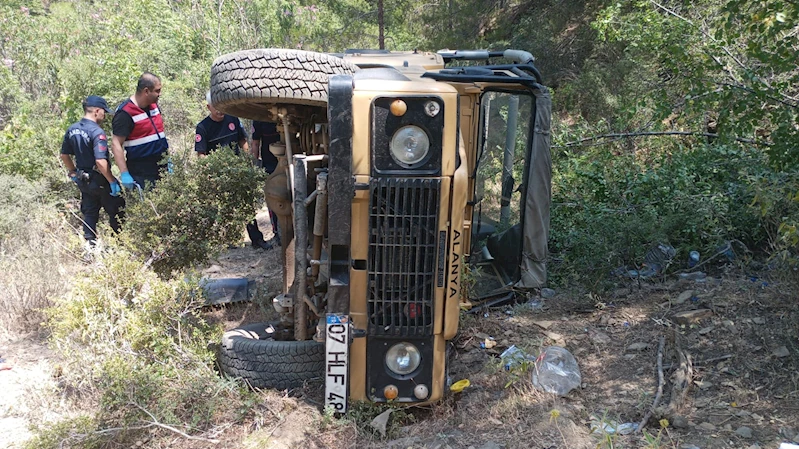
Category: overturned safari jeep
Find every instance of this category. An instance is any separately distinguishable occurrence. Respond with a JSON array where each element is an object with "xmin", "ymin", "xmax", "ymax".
[{"xmin": 211, "ymin": 48, "xmax": 551, "ymax": 411}]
